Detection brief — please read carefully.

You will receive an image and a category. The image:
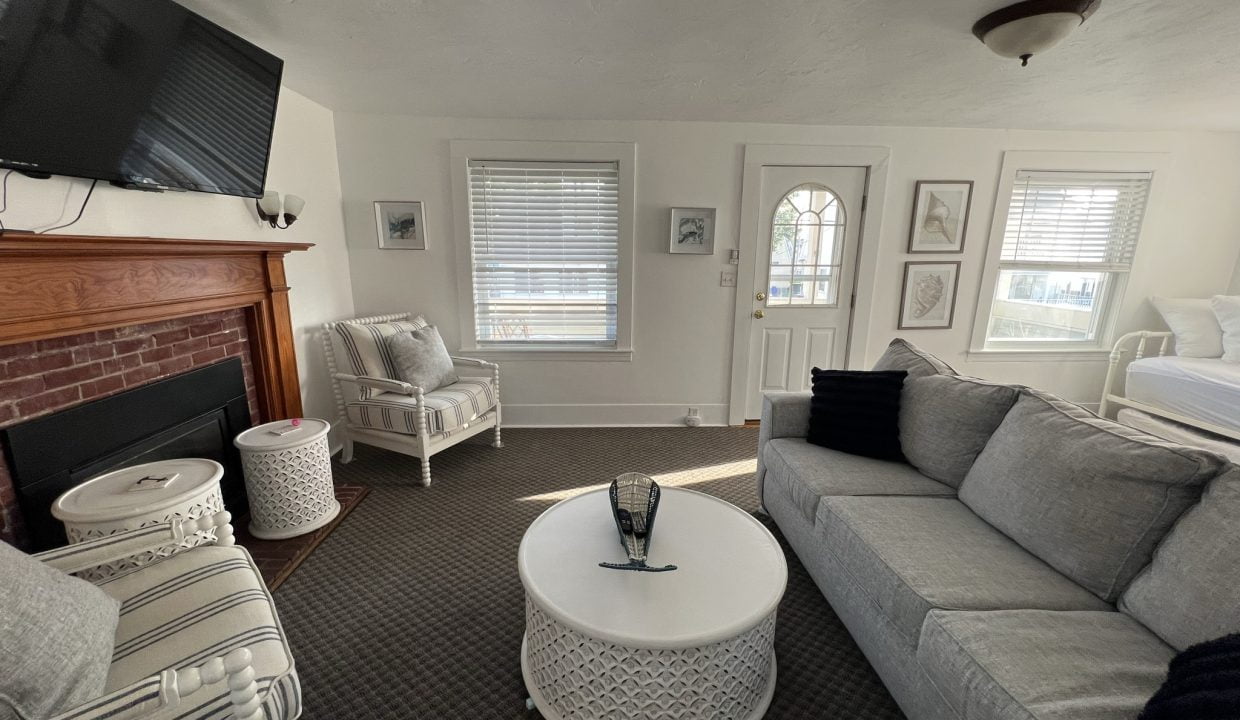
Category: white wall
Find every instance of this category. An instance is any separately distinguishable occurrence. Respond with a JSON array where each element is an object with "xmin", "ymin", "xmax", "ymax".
[
  {"xmin": 1, "ymin": 88, "xmax": 355, "ymax": 435},
  {"xmin": 333, "ymin": 114, "xmax": 1240, "ymax": 424},
  {"xmin": 1231, "ymin": 254, "xmax": 1240, "ymax": 295}
]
